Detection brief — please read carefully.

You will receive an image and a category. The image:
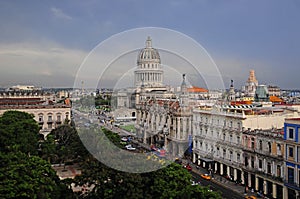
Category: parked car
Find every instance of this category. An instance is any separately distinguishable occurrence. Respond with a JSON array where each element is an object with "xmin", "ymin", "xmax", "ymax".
[
  {"xmin": 125, "ymin": 144, "xmax": 136, "ymax": 151},
  {"xmin": 200, "ymin": 174, "xmax": 211, "ymax": 180},
  {"xmin": 184, "ymin": 164, "xmax": 192, "ymax": 171}
]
